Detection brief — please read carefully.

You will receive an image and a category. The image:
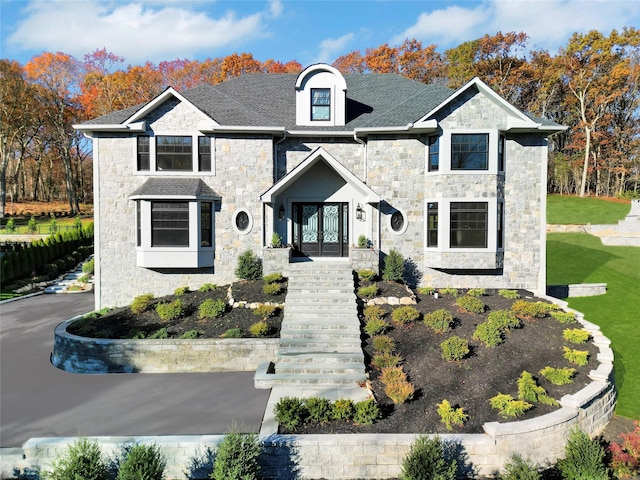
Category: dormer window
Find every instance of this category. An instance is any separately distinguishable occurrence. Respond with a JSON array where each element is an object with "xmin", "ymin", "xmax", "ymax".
[{"xmin": 311, "ymin": 88, "xmax": 331, "ymax": 121}]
